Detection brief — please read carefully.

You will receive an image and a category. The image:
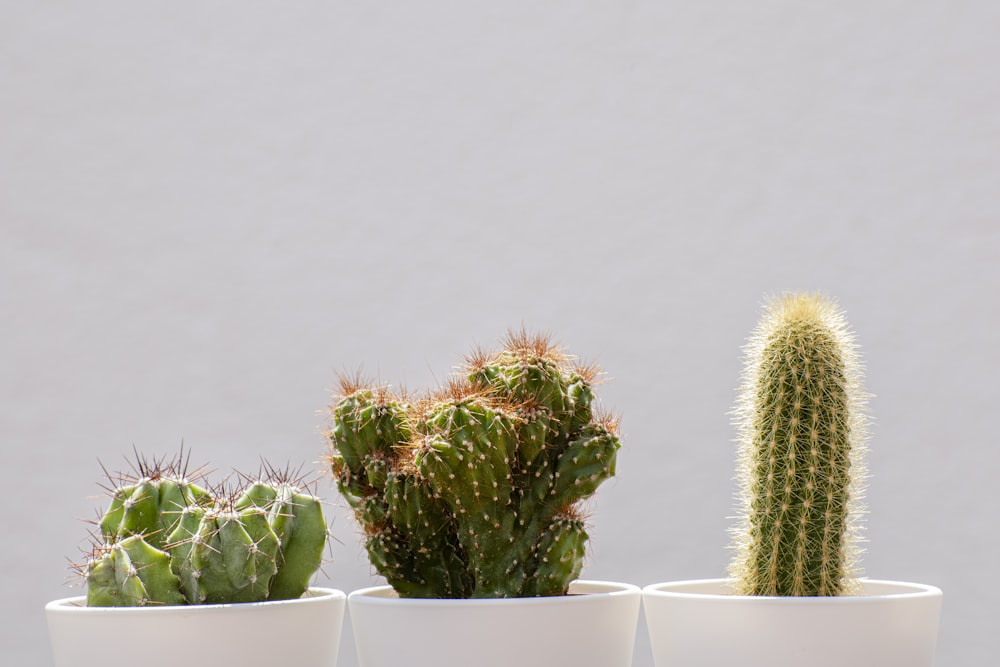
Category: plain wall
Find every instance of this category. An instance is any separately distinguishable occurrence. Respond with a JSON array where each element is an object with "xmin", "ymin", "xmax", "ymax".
[{"xmin": 2, "ymin": 2, "xmax": 997, "ymax": 665}]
